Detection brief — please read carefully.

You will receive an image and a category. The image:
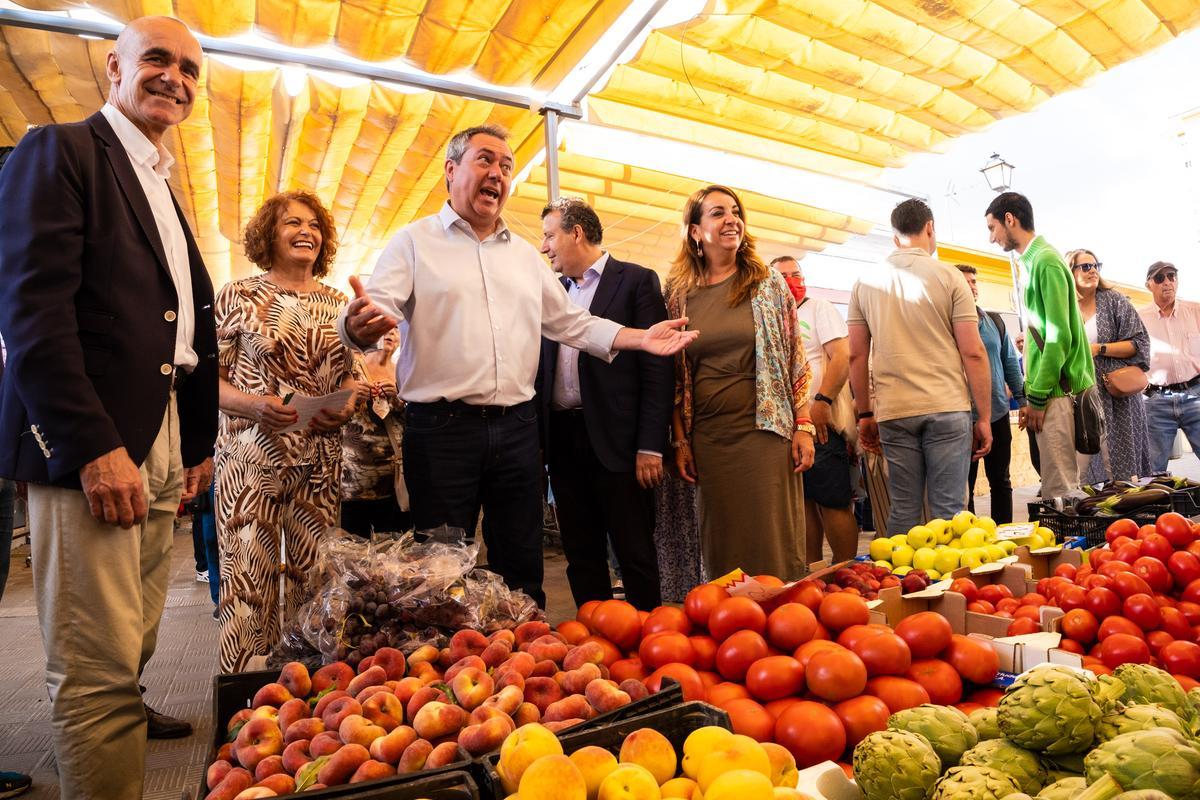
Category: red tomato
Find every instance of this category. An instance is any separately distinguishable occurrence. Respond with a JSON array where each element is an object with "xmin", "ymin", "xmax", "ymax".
[
  {"xmin": 864, "ymin": 676, "xmax": 931, "ymax": 713},
  {"xmin": 684, "ymin": 583, "xmax": 729, "ymax": 629},
  {"xmin": 832, "ymin": 695, "xmax": 891, "ymax": 749},
  {"xmin": 1058, "ymin": 586, "xmax": 1088, "ymax": 612},
  {"xmin": 754, "ymin": 574, "xmax": 785, "ymax": 588},
  {"xmin": 894, "ymin": 612, "xmax": 954, "ymax": 659},
  {"xmin": 763, "ymin": 697, "xmax": 801, "ymax": 720},
  {"xmin": 954, "ymin": 702, "xmax": 984, "ymax": 716},
  {"xmin": 1115, "ymin": 543, "xmax": 1143, "ymax": 564},
  {"xmin": 688, "ymin": 635, "xmax": 718, "ymax": 672},
  {"xmin": 774, "ymin": 701, "xmax": 847, "ymax": 768},
  {"xmin": 904, "ymin": 658, "xmax": 963, "ymax": 705},
  {"xmin": 1184, "ymin": 578, "xmax": 1200, "ymax": 605},
  {"xmin": 556, "ymin": 620, "xmax": 589, "ymax": 644},
  {"xmin": 1146, "ymin": 630, "xmax": 1176, "ymax": 656},
  {"xmin": 977, "ymin": 584, "xmax": 1014, "ymax": 606},
  {"xmin": 581, "ymin": 635, "xmax": 622, "ymax": 666},
  {"xmin": 996, "ymin": 598, "xmax": 1021, "ymax": 614},
  {"xmin": 715, "ymin": 630, "xmax": 769, "ymax": 681},
  {"xmin": 1083, "ymin": 574, "xmax": 1113, "ymax": 591},
  {"xmin": 944, "ymin": 634, "xmax": 1000, "ymax": 685},
  {"xmin": 576, "ymin": 599, "xmax": 602, "ymax": 630},
  {"xmin": 836, "ymin": 624, "xmax": 890, "ymax": 651},
  {"xmin": 786, "ymin": 581, "xmax": 828, "ymax": 613},
  {"xmin": 1014, "ymin": 605, "xmax": 1043, "ymax": 623},
  {"xmin": 591, "ymin": 600, "xmax": 641, "ymax": 651},
  {"xmin": 1169, "ymin": 552, "xmax": 1200, "ymax": 590},
  {"xmin": 949, "ymin": 578, "xmax": 979, "ymax": 603},
  {"xmin": 1020, "ymin": 593, "xmax": 1049, "ymax": 607},
  {"xmin": 1189, "ymin": 541, "xmax": 1200, "ymax": 559},
  {"xmin": 706, "ymin": 681, "xmax": 750, "ymax": 706},
  {"xmin": 609, "ymin": 657, "xmax": 649, "ymax": 683},
  {"xmin": 1100, "ymin": 633, "xmax": 1152, "ymax": 669},
  {"xmin": 852, "ymin": 632, "xmax": 912, "ymax": 677},
  {"xmin": 1007, "ymin": 618, "xmax": 1039, "ymax": 636},
  {"xmin": 1137, "ymin": 524, "xmax": 1159, "ymax": 540},
  {"xmin": 806, "ymin": 648, "xmax": 868, "ymax": 702},
  {"xmin": 708, "ymin": 597, "xmax": 768, "ymax": 642},
  {"xmin": 1053, "ymin": 563, "xmax": 1078, "ymax": 580},
  {"xmin": 1085, "ymin": 587, "xmax": 1122, "ymax": 620},
  {"xmin": 644, "ymin": 663, "xmax": 705, "ymax": 701},
  {"xmin": 1060, "ymin": 608, "xmax": 1100, "ymax": 644},
  {"xmin": 1098, "ymin": 616, "xmax": 1147, "ymax": 641},
  {"xmin": 641, "ymin": 607, "xmax": 692, "ymax": 637},
  {"xmin": 967, "ymin": 687, "xmax": 1004, "ymax": 706},
  {"xmin": 1123, "ymin": 593, "xmax": 1163, "ymax": 631},
  {"xmin": 1107, "ymin": 518, "xmax": 1139, "ymax": 544},
  {"xmin": 1075, "ymin": 565, "xmax": 1094, "ymax": 582},
  {"xmin": 1140, "ymin": 534, "xmax": 1174, "ymax": 563},
  {"xmin": 745, "ymin": 655, "xmax": 806, "ymax": 701},
  {"xmin": 1158, "ymin": 607, "xmax": 1194, "ymax": 641},
  {"xmin": 719, "ymin": 697, "xmax": 776, "ymax": 742},
  {"xmin": 1176, "ymin": 674, "xmax": 1200, "ymax": 691},
  {"xmin": 794, "ymin": 639, "xmax": 844, "ymax": 669},
  {"xmin": 1058, "ymin": 638, "xmax": 1086, "ymax": 655},
  {"xmin": 1178, "ymin": 601, "xmax": 1200, "ymax": 625},
  {"xmin": 638, "ymin": 631, "xmax": 696, "ymax": 670},
  {"xmin": 697, "ymin": 670, "xmax": 721, "ymax": 690},
  {"xmin": 1133, "ymin": 557, "xmax": 1174, "ymax": 594},
  {"xmin": 1098, "ymin": 560, "xmax": 1134, "ymax": 579},
  {"xmin": 818, "ymin": 593, "xmax": 870, "ymax": 632},
  {"xmin": 1091, "ymin": 548, "xmax": 1116, "ymax": 568},
  {"xmin": 766, "ymin": 603, "xmax": 819, "ymax": 651},
  {"xmin": 1112, "ymin": 571, "xmax": 1155, "ymax": 599},
  {"xmin": 1157, "ymin": 512, "xmax": 1195, "ymax": 549},
  {"xmin": 967, "ymin": 600, "xmax": 997, "ymax": 614}
]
